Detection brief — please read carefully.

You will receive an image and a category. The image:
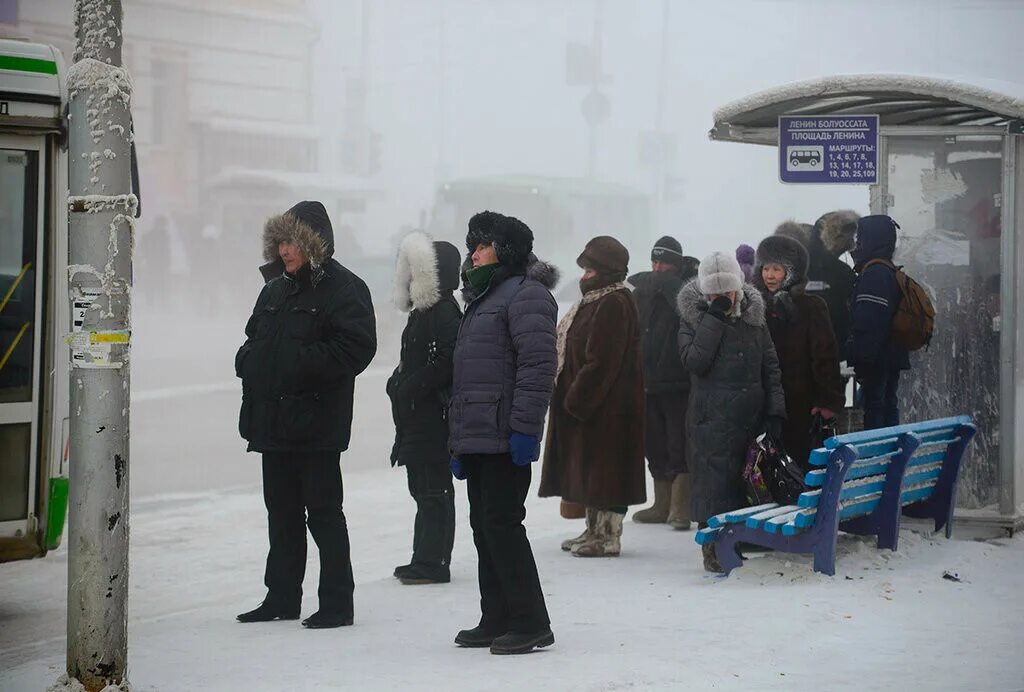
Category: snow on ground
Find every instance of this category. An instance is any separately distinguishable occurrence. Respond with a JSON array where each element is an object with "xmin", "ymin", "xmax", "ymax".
[
  {"xmin": 2, "ymin": 473, "xmax": 1023, "ymax": 691},
  {"xmin": 2, "ymin": 305, "xmax": 1022, "ymax": 690}
]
